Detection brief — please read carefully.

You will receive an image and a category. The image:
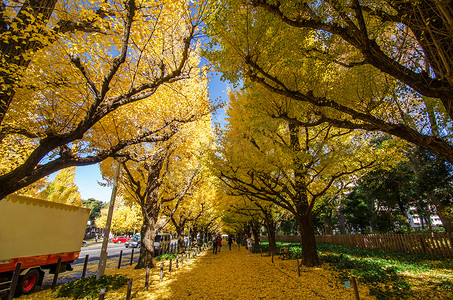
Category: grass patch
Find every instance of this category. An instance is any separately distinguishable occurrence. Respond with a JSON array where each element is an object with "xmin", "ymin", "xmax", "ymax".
[
  {"xmin": 155, "ymin": 253, "xmax": 177, "ymax": 261},
  {"xmin": 316, "ymin": 243, "xmax": 453, "ymax": 299},
  {"xmin": 257, "ymin": 241, "xmax": 452, "ymax": 299},
  {"xmin": 55, "ymin": 274, "xmax": 128, "ymax": 299}
]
